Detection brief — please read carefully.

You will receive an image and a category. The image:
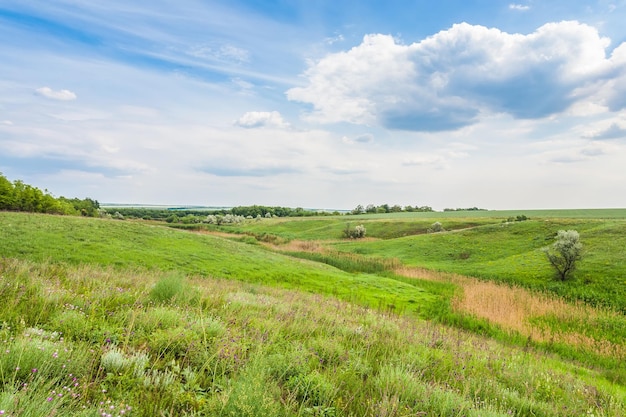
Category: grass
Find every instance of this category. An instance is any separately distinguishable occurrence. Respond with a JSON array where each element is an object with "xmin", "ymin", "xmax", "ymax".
[
  {"xmin": 1, "ymin": 210, "xmax": 625, "ymax": 415},
  {"xmin": 0, "ymin": 258, "xmax": 625, "ymax": 416},
  {"xmin": 331, "ymin": 219, "xmax": 626, "ymax": 311},
  {"xmin": 0, "ymin": 212, "xmax": 441, "ymax": 318}
]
